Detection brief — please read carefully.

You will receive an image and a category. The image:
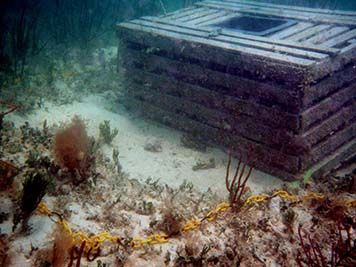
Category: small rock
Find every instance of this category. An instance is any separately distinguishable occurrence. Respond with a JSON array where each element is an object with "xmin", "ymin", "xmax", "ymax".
[
  {"xmin": 59, "ymin": 184, "xmax": 71, "ymax": 195},
  {"xmin": 192, "ymin": 158, "xmax": 216, "ymax": 171},
  {"xmin": 144, "ymin": 141, "xmax": 162, "ymax": 153}
]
